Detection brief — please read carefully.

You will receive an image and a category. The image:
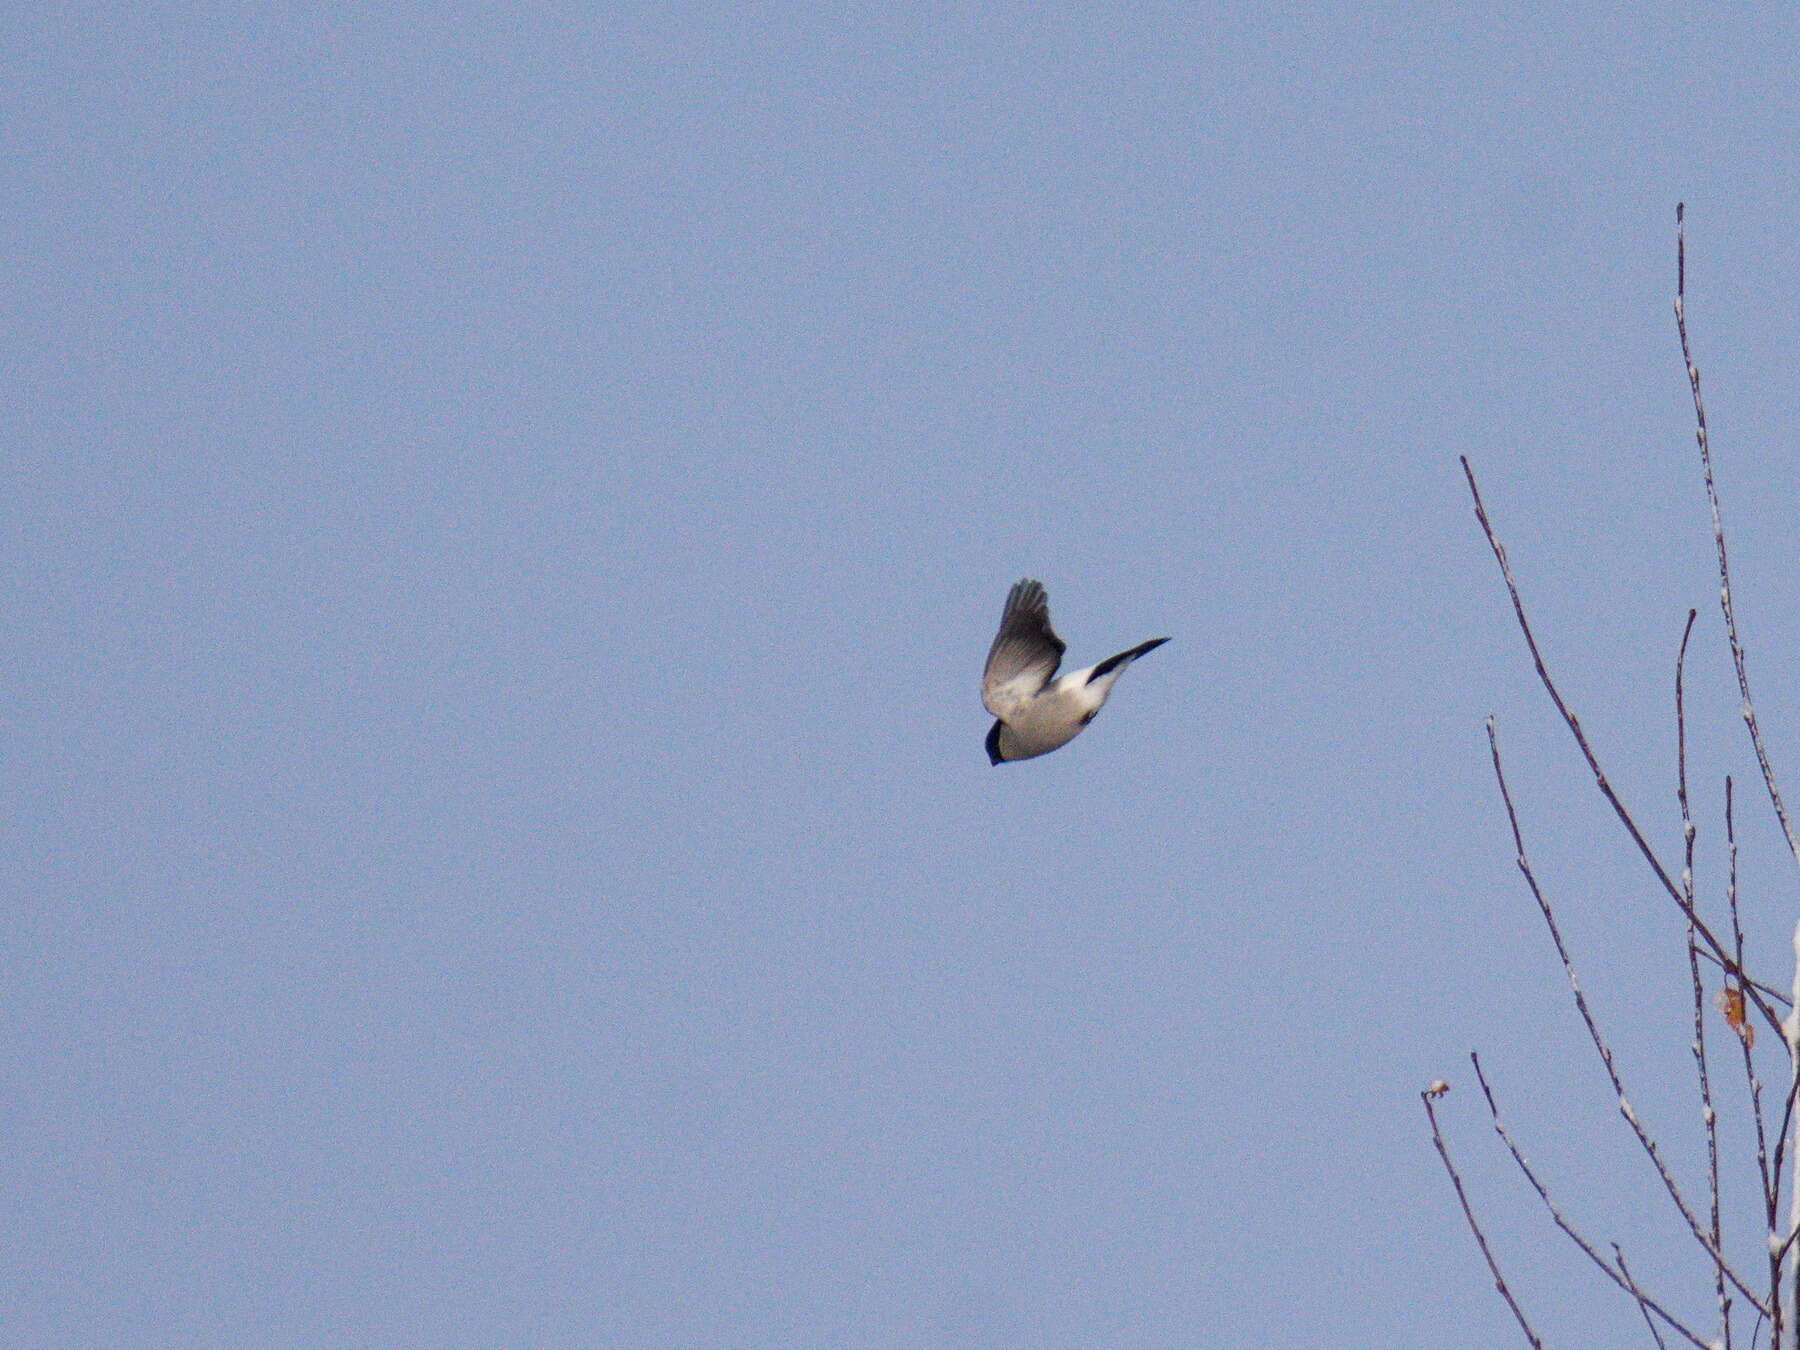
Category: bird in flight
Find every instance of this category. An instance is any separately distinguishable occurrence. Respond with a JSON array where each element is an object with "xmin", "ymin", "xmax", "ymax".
[{"xmin": 980, "ymin": 578, "xmax": 1168, "ymax": 765}]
